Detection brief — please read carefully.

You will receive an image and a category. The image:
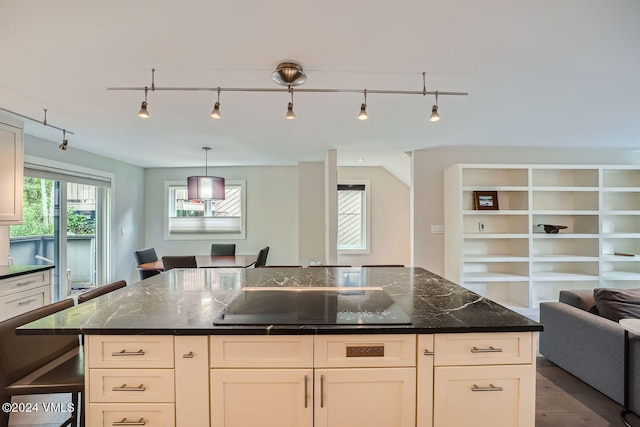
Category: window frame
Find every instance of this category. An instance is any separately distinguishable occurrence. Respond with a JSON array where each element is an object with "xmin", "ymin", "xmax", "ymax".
[
  {"xmin": 164, "ymin": 179, "xmax": 246, "ymax": 240},
  {"xmin": 337, "ymin": 179, "xmax": 371, "ymax": 254}
]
